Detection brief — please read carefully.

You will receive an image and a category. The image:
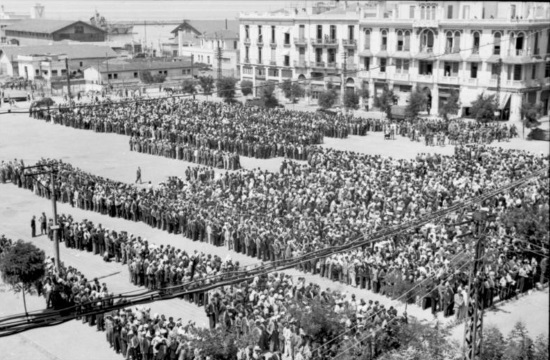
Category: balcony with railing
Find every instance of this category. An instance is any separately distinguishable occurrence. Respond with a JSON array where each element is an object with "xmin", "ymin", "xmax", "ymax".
[
  {"xmin": 472, "ymin": 46, "xmax": 480, "ymax": 55},
  {"xmin": 269, "ymin": 60, "xmax": 277, "ymax": 66},
  {"xmin": 294, "ymin": 37, "xmax": 307, "ymax": 46},
  {"xmin": 326, "ymin": 62, "xmax": 337, "ymax": 69},
  {"xmin": 283, "ymin": 41, "xmax": 291, "ymax": 48},
  {"xmin": 416, "ymin": 73, "xmax": 434, "ymax": 82},
  {"xmin": 294, "ymin": 60, "xmax": 308, "ymax": 68},
  {"xmin": 311, "ymin": 37, "xmax": 338, "ymax": 48},
  {"xmin": 344, "ymin": 63, "xmax": 357, "ymax": 71},
  {"xmin": 413, "ymin": 19, "xmax": 439, "ymax": 28},
  {"xmin": 439, "ymin": 74, "xmax": 459, "ymax": 85},
  {"xmin": 243, "ymin": 58, "xmax": 251, "ymax": 64},
  {"xmin": 311, "ymin": 61, "xmax": 326, "ymax": 69},
  {"xmin": 466, "ymin": 78, "xmax": 478, "ymax": 86},
  {"xmin": 343, "ymin": 39, "xmax": 357, "ymax": 48},
  {"xmin": 270, "ymin": 40, "xmax": 277, "ymax": 48},
  {"xmin": 257, "ymin": 37, "xmax": 264, "ymax": 46},
  {"xmin": 392, "ymin": 72, "xmax": 410, "ymax": 81},
  {"xmin": 243, "ymin": 38, "xmax": 251, "ymax": 46}
]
